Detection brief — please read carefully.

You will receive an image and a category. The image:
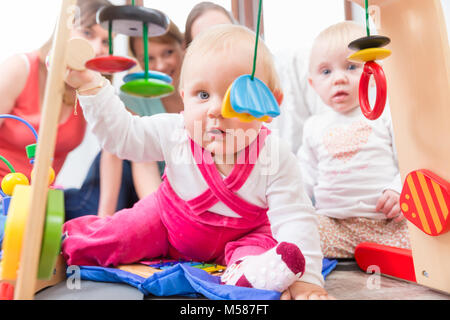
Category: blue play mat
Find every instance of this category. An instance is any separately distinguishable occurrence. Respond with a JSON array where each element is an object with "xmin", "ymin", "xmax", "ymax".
[{"xmin": 71, "ymin": 258, "xmax": 337, "ymax": 300}]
